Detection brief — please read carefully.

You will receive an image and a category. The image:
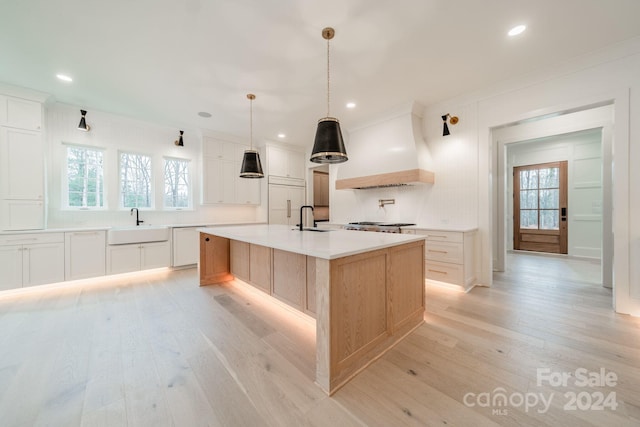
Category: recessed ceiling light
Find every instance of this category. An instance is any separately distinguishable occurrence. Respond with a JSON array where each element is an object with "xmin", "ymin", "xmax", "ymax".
[
  {"xmin": 198, "ymin": 111, "xmax": 212, "ymax": 118},
  {"xmin": 277, "ymin": 133, "xmax": 286, "ymax": 139},
  {"xmin": 508, "ymin": 25, "xmax": 526, "ymax": 37},
  {"xmin": 346, "ymin": 102, "xmax": 356, "ymax": 109},
  {"xmin": 56, "ymin": 74, "xmax": 73, "ymax": 82}
]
